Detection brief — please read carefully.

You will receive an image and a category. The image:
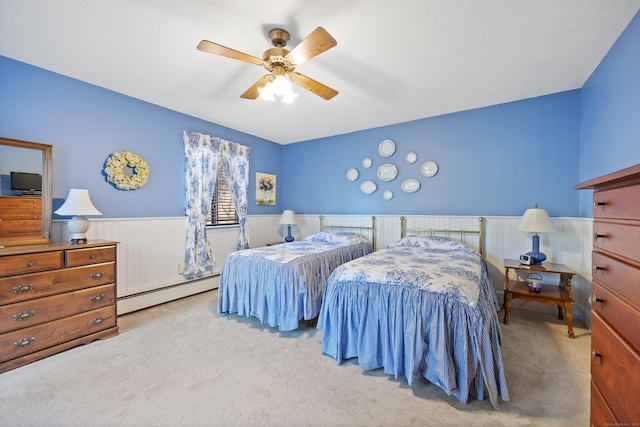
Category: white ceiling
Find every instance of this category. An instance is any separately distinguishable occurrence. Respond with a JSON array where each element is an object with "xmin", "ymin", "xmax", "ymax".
[{"xmin": 1, "ymin": 1, "xmax": 639, "ymax": 144}]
